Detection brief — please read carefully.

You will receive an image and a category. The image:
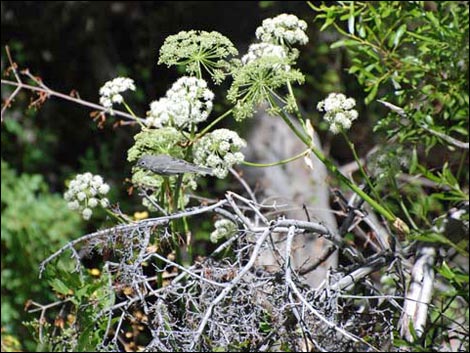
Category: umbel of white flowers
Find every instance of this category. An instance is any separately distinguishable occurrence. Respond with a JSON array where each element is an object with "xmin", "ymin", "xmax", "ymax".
[
  {"xmin": 255, "ymin": 13, "xmax": 309, "ymax": 46},
  {"xmin": 317, "ymin": 93, "xmax": 359, "ymax": 134},
  {"xmin": 242, "ymin": 43, "xmax": 287, "ymax": 64},
  {"xmin": 64, "ymin": 172, "xmax": 110, "ymax": 220},
  {"xmin": 146, "ymin": 76, "xmax": 214, "ymax": 130},
  {"xmin": 99, "ymin": 77, "xmax": 136, "ymax": 113},
  {"xmin": 193, "ymin": 128, "xmax": 246, "ymax": 179}
]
